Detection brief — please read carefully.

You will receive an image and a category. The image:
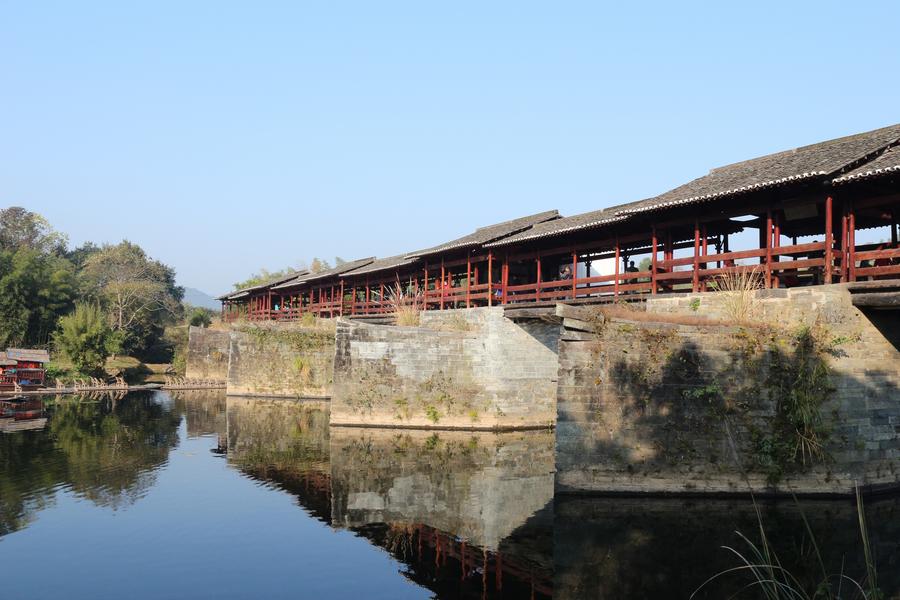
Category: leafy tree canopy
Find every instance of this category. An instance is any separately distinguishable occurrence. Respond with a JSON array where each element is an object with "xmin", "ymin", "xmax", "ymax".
[
  {"xmin": 0, "ymin": 247, "xmax": 76, "ymax": 347},
  {"xmin": 0, "ymin": 207, "xmax": 68, "ymax": 255},
  {"xmin": 78, "ymin": 241, "xmax": 184, "ymax": 359}
]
